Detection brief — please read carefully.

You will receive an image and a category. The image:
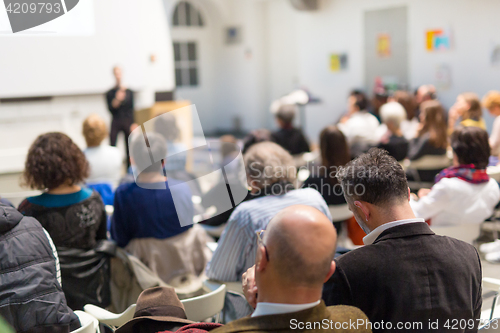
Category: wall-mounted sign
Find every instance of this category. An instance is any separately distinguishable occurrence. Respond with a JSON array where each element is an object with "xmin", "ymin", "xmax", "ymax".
[
  {"xmin": 426, "ymin": 29, "xmax": 452, "ymax": 51},
  {"xmin": 435, "ymin": 64, "xmax": 452, "ymax": 90},
  {"xmin": 377, "ymin": 33, "xmax": 391, "ymax": 57},
  {"xmin": 226, "ymin": 26, "xmax": 242, "ymax": 45},
  {"xmin": 330, "ymin": 53, "xmax": 348, "ymax": 72},
  {"xmin": 492, "ymin": 45, "xmax": 500, "ymax": 67}
]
